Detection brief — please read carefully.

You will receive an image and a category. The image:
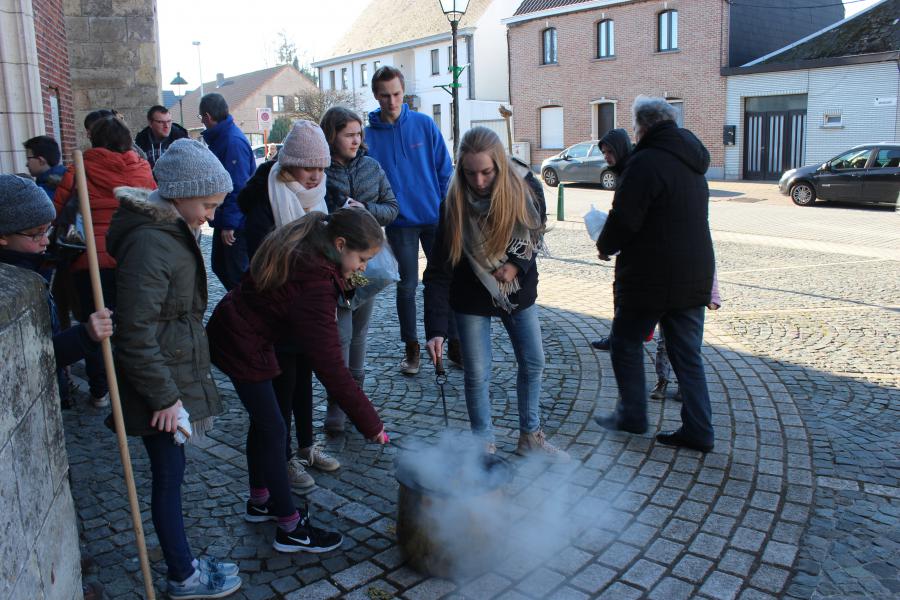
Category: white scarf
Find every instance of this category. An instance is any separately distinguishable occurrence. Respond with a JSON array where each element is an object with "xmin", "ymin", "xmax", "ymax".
[{"xmin": 267, "ymin": 162, "xmax": 328, "ymax": 227}]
